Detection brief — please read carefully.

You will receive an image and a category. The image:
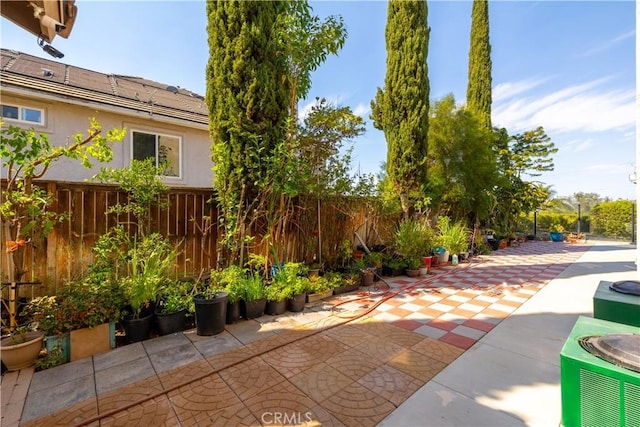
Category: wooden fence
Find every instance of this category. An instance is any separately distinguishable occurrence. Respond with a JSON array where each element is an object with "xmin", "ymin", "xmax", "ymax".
[
  {"xmin": 1, "ymin": 181, "xmax": 218, "ymax": 296},
  {"xmin": 1, "ymin": 181, "xmax": 392, "ymax": 298}
]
